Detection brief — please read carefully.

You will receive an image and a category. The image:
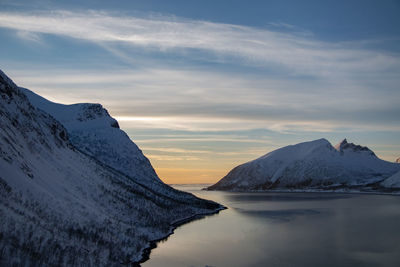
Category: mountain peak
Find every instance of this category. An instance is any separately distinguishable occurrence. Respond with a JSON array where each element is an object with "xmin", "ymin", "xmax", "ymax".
[
  {"xmin": 21, "ymin": 88, "xmax": 120, "ymax": 130},
  {"xmin": 76, "ymin": 103, "xmax": 110, "ymax": 122},
  {"xmin": 334, "ymin": 138, "xmax": 375, "ymax": 156},
  {"xmin": 20, "ymin": 86, "xmax": 160, "ymax": 184},
  {"xmin": 0, "ymin": 69, "xmax": 17, "ymax": 89},
  {"xmin": 208, "ymin": 138, "xmax": 399, "ymax": 191},
  {"xmin": 334, "ymin": 138, "xmax": 347, "ymax": 151}
]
